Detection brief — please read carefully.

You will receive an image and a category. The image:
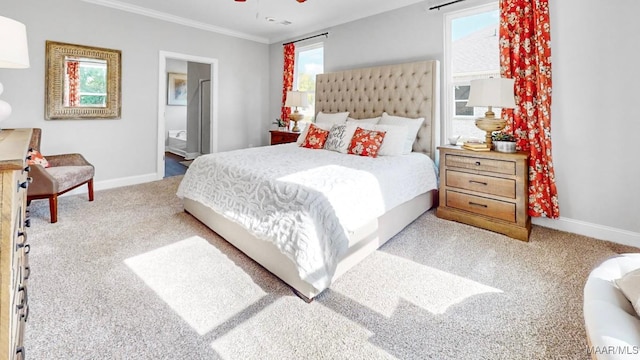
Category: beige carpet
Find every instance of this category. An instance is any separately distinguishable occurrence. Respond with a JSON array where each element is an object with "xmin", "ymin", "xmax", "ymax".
[{"xmin": 24, "ymin": 177, "xmax": 637, "ymax": 359}]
